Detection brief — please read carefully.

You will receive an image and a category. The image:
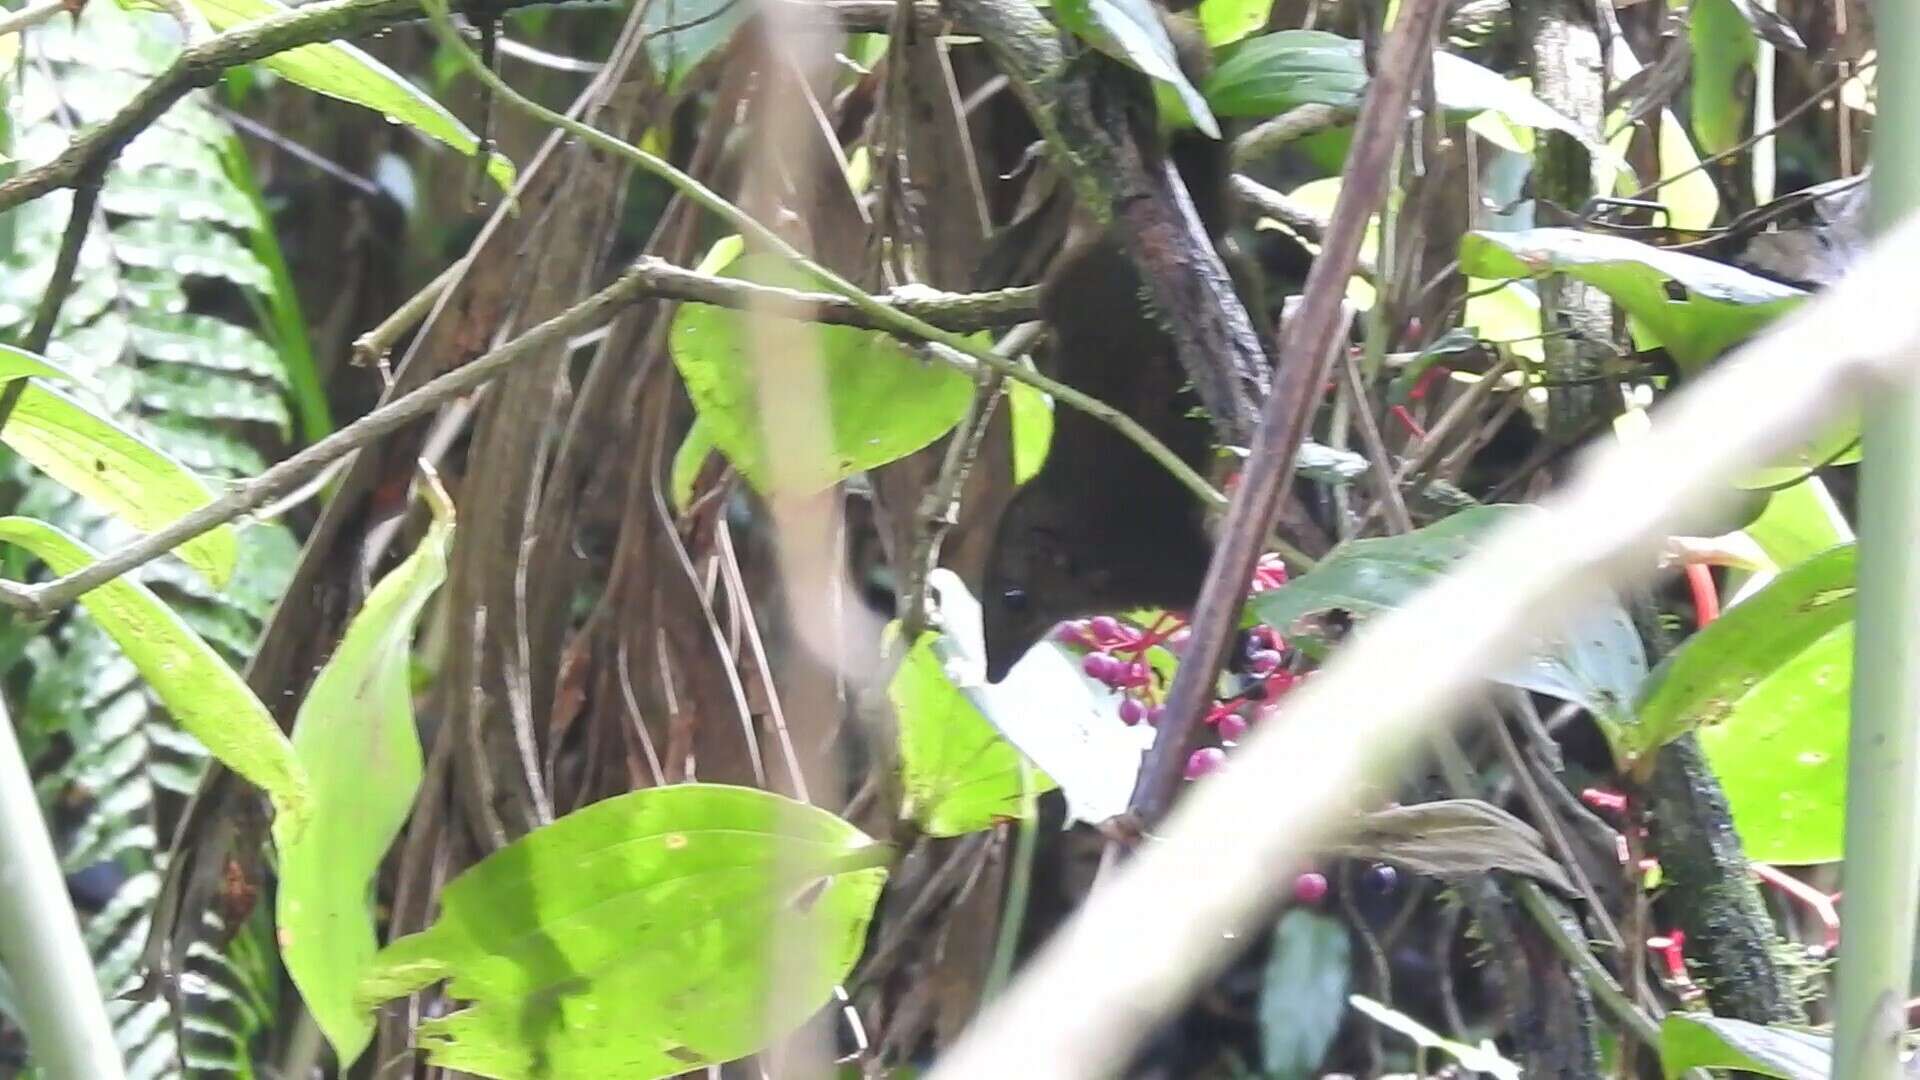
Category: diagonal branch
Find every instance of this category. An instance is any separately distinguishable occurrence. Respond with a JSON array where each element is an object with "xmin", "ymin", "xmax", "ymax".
[
  {"xmin": 923, "ymin": 206, "xmax": 1920, "ymax": 1080},
  {"xmin": 1126, "ymin": 0, "xmax": 1449, "ymax": 828}
]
